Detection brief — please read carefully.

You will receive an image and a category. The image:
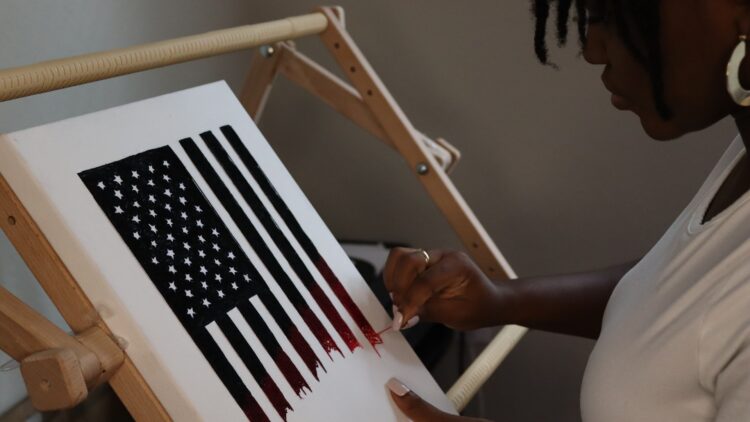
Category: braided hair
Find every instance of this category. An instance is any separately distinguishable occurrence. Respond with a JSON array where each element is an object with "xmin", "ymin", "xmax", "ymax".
[{"xmin": 532, "ymin": 0, "xmax": 672, "ymax": 118}]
